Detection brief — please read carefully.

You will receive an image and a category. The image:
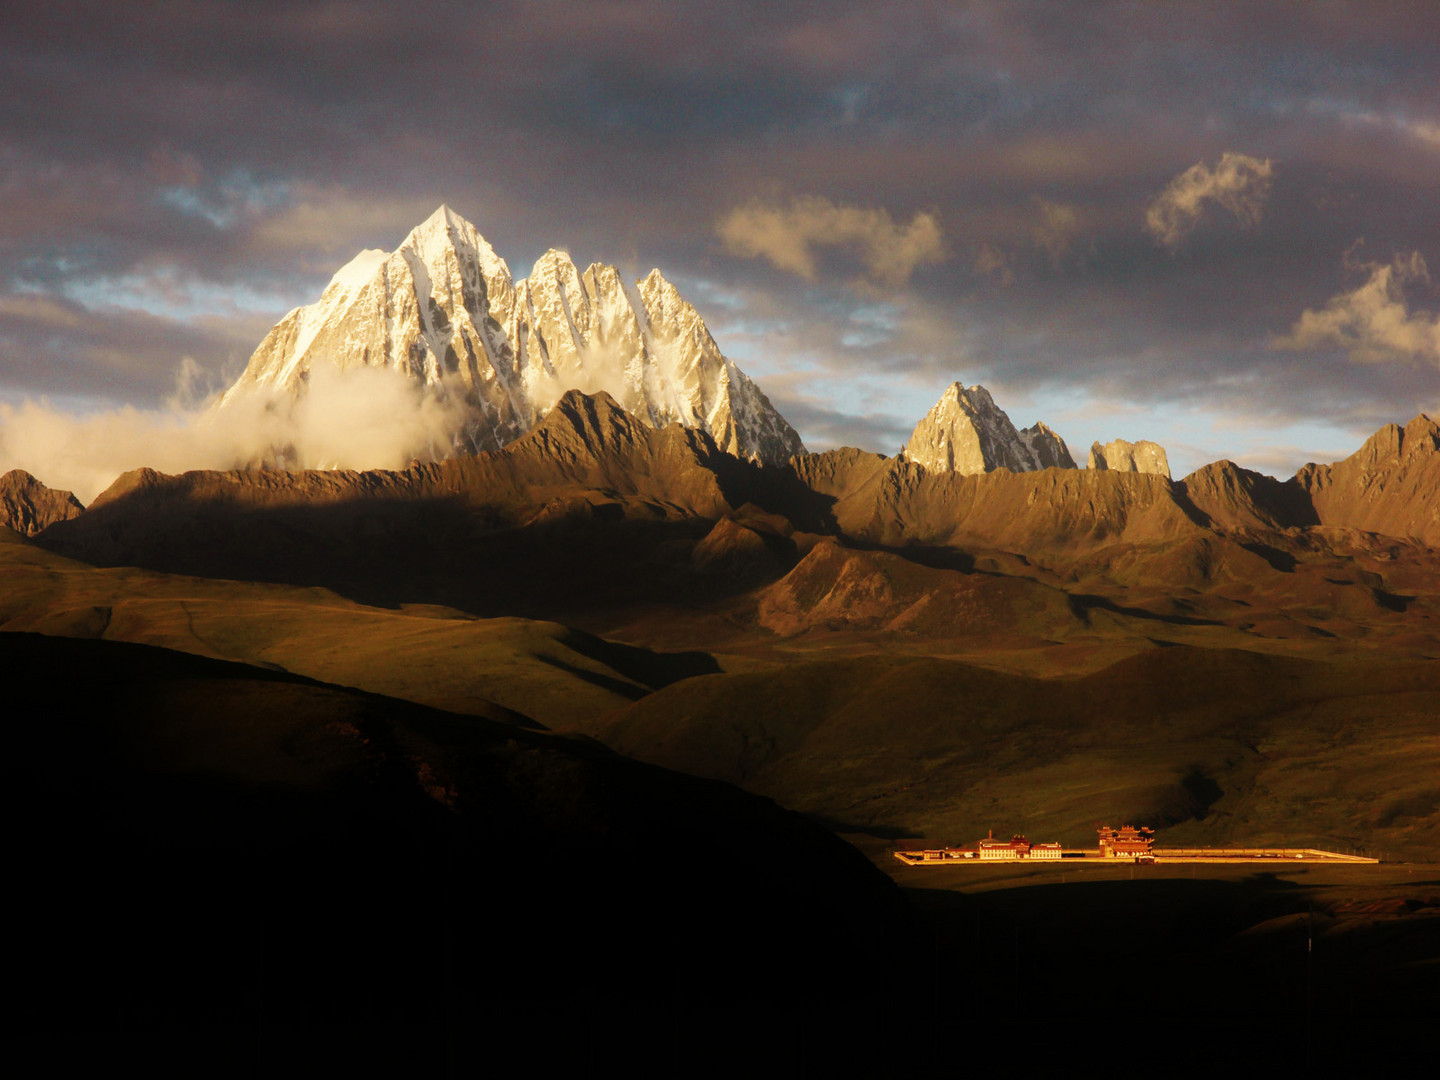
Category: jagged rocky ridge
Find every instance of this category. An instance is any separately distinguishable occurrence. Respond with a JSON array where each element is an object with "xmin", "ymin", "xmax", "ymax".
[
  {"xmin": 222, "ymin": 205, "xmax": 804, "ymax": 465},
  {"xmin": 34, "ymin": 390, "xmax": 1440, "ymax": 590},
  {"xmin": 35, "ymin": 391, "xmax": 756, "ymax": 611}
]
